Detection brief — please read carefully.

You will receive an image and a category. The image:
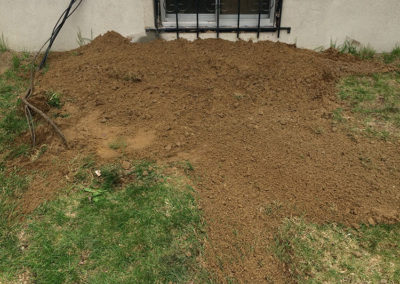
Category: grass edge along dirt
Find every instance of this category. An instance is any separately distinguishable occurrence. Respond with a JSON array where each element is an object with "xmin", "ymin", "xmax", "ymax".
[
  {"xmin": 0, "ymin": 53, "xmax": 33, "ymax": 280},
  {"xmin": 0, "ymin": 56, "xmax": 210, "ymax": 283},
  {"xmin": 327, "ymin": 40, "xmax": 400, "ymax": 64},
  {"xmin": 335, "ymin": 71, "xmax": 400, "ymax": 140},
  {"xmin": 273, "ymin": 217, "xmax": 400, "ymax": 283},
  {"xmin": 0, "ymin": 160, "xmax": 211, "ymax": 283}
]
